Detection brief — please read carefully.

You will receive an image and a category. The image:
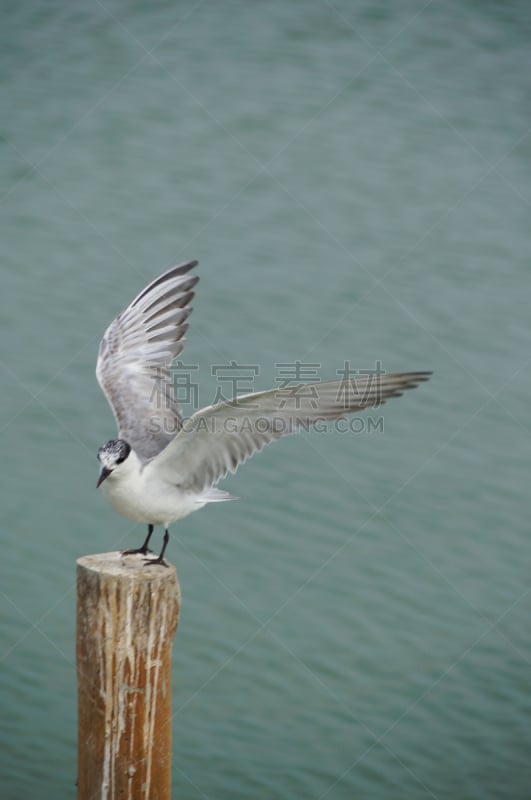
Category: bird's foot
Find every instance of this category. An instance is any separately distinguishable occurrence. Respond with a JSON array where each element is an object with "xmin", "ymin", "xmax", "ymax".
[
  {"xmin": 122, "ymin": 545, "xmax": 152, "ymax": 557},
  {"xmin": 143, "ymin": 555, "xmax": 169, "ymax": 568},
  {"xmin": 122, "ymin": 525, "xmax": 155, "ymax": 558},
  {"xmin": 142, "ymin": 527, "xmax": 169, "ymax": 567}
]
